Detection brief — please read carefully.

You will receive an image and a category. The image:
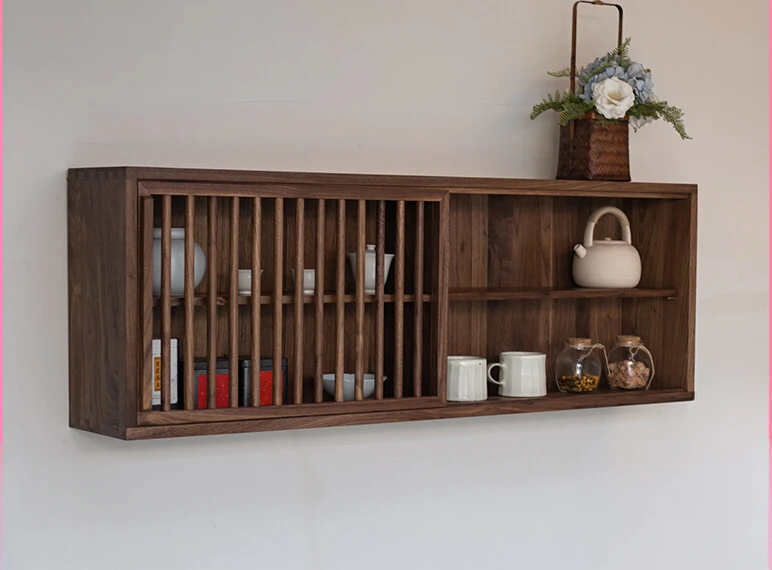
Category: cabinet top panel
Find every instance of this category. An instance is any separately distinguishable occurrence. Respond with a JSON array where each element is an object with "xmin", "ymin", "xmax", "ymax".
[{"xmin": 67, "ymin": 166, "xmax": 697, "ymax": 199}]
